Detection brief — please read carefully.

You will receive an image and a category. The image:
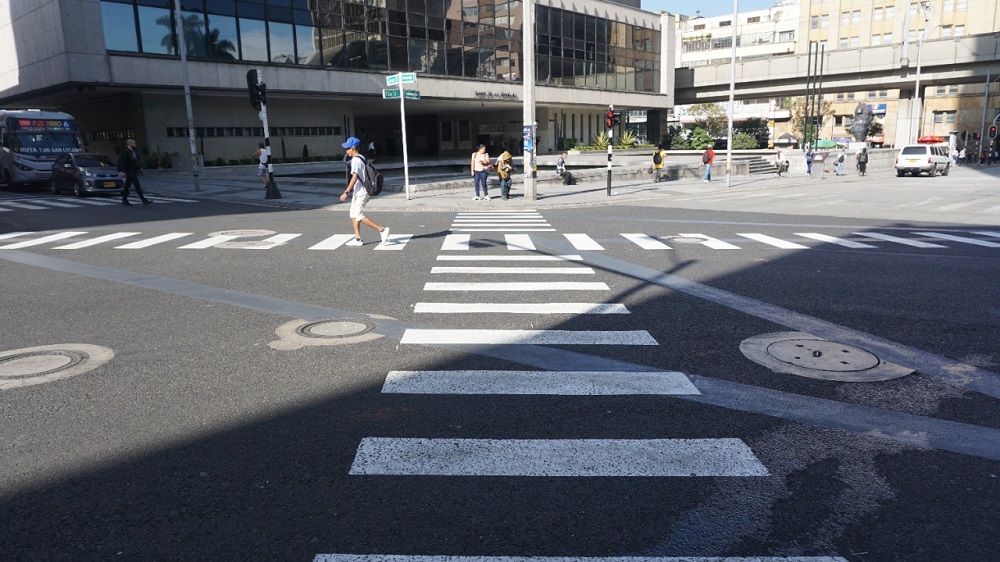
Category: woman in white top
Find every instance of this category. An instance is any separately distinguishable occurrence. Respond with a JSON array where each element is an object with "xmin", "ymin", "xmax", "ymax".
[{"xmin": 470, "ymin": 144, "xmax": 491, "ymax": 200}]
